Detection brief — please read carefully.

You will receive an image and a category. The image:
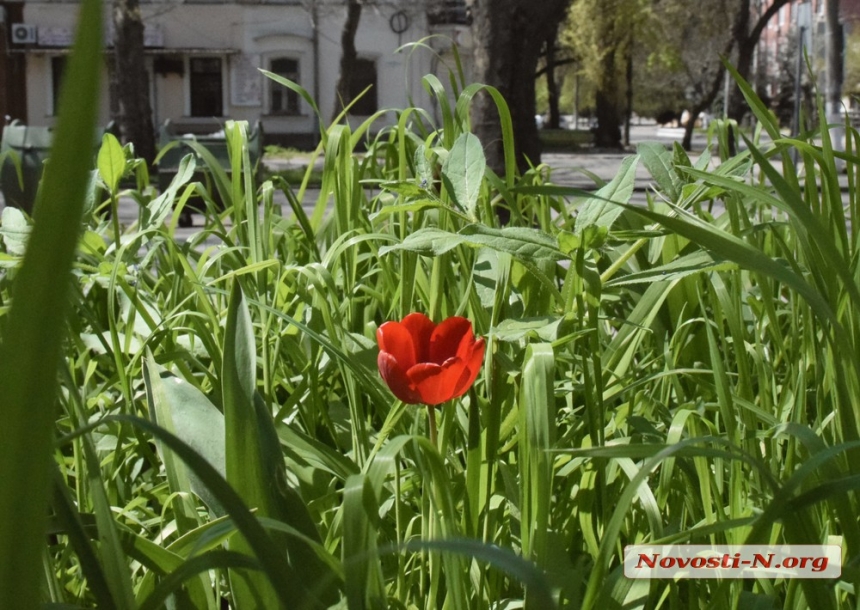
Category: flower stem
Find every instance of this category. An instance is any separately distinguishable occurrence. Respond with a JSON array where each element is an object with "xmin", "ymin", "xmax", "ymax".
[{"xmin": 427, "ymin": 404, "xmax": 437, "ymax": 448}]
